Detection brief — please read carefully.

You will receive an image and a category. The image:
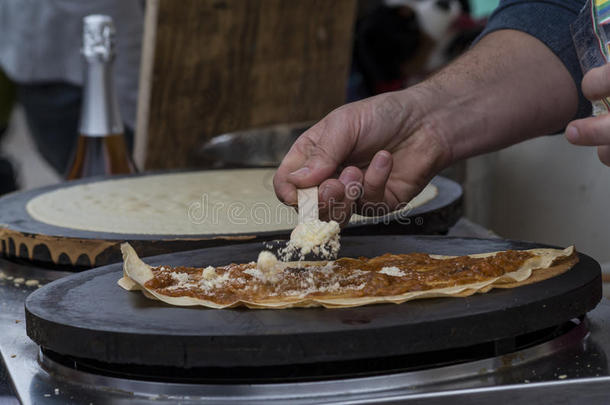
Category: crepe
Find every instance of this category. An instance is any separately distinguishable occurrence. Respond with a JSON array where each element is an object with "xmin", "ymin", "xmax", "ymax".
[
  {"xmin": 118, "ymin": 243, "xmax": 578, "ymax": 309},
  {"xmin": 25, "ymin": 170, "xmax": 438, "ymax": 235}
]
